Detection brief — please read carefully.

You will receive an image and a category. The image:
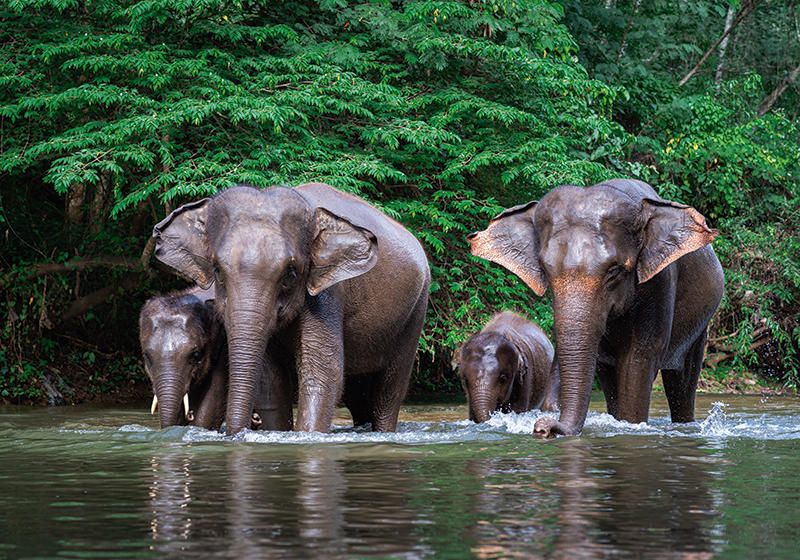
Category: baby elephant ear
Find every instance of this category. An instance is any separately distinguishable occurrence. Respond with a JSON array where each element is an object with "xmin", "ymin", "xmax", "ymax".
[
  {"xmin": 638, "ymin": 198, "xmax": 719, "ymax": 283},
  {"xmin": 466, "ymin": 201, "xmax": 548, "ymax": 297},
  {"xmin": 307, "ymin": 208, "xmax": 378, "ymax": 296},
  {"xmin": 153, "ymin": 199, "xmax": 215, "ymax": 289}
]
